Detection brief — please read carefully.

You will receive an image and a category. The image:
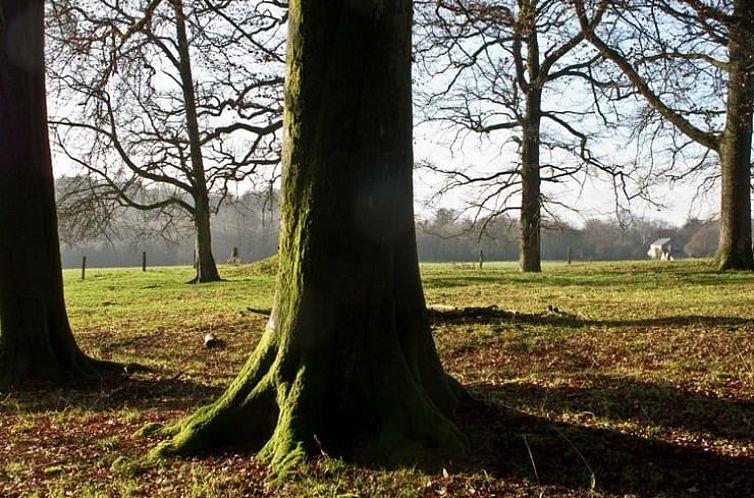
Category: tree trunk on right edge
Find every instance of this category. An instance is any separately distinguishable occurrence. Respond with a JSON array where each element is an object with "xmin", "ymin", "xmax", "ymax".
[{"xmin": 717, "ymin": 0, "xmax": 753, "ymax": 271}]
